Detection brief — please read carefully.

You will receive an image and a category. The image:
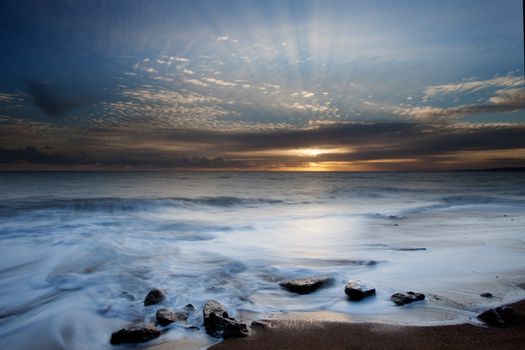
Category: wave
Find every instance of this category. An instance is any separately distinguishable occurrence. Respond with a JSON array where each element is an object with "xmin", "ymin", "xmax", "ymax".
[
  {"xmin": 0, "ymin": 196, "xmax": 284, "ymax": 215},
  {"xmin": 396, "ymin": 194, "xmax": 525, "ymax": 217}
]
